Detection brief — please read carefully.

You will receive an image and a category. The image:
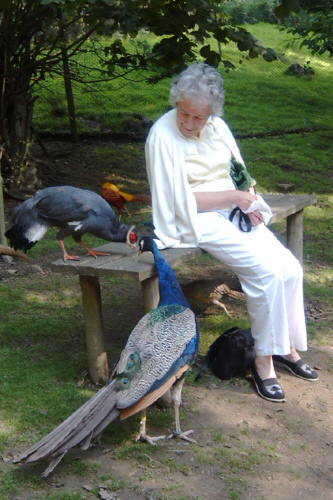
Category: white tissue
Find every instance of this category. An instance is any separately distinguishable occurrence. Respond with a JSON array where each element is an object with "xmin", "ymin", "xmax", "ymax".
[{"xmin": 243, "ymin": 195, "xmax": 272, "ymax": 225}]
